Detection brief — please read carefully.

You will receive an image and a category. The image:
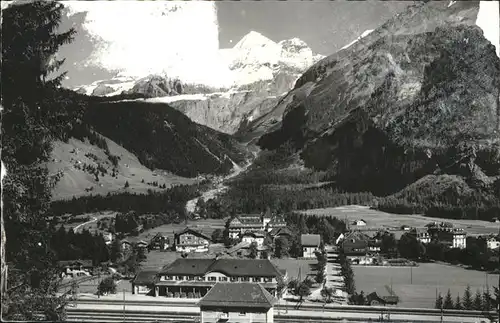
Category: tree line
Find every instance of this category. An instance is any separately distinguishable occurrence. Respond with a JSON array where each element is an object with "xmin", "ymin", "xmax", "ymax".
[
  {"xmin": 49, "ymin": 184, "xmax": 202, "ymax": 217},
  {"xmin": 2, "ymin": 1, "xmax": 84, "ymax": 320},
  {"xmin": 435, "ymin": 285, "xmax": 499, "ymax": 314},
  {"xmin": 49, "ymin": 226, "xmax": 109, "ymax": 266}
]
